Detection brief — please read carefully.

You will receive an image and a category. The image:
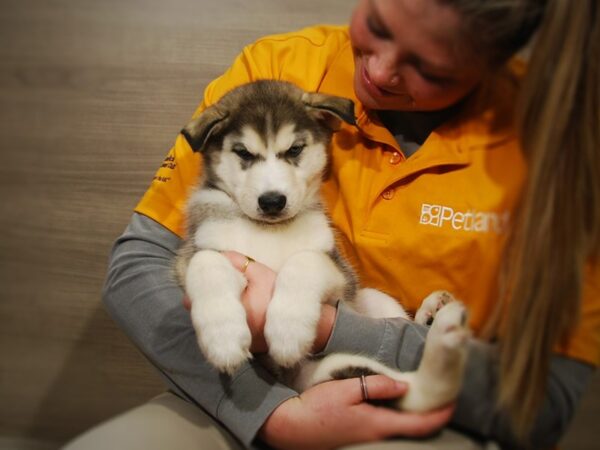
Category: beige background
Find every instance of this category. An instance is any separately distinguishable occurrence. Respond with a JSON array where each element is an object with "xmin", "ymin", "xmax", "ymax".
[{"xmin": 0, "ymin": 0, "xmax": 597, "ymax": 448}]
